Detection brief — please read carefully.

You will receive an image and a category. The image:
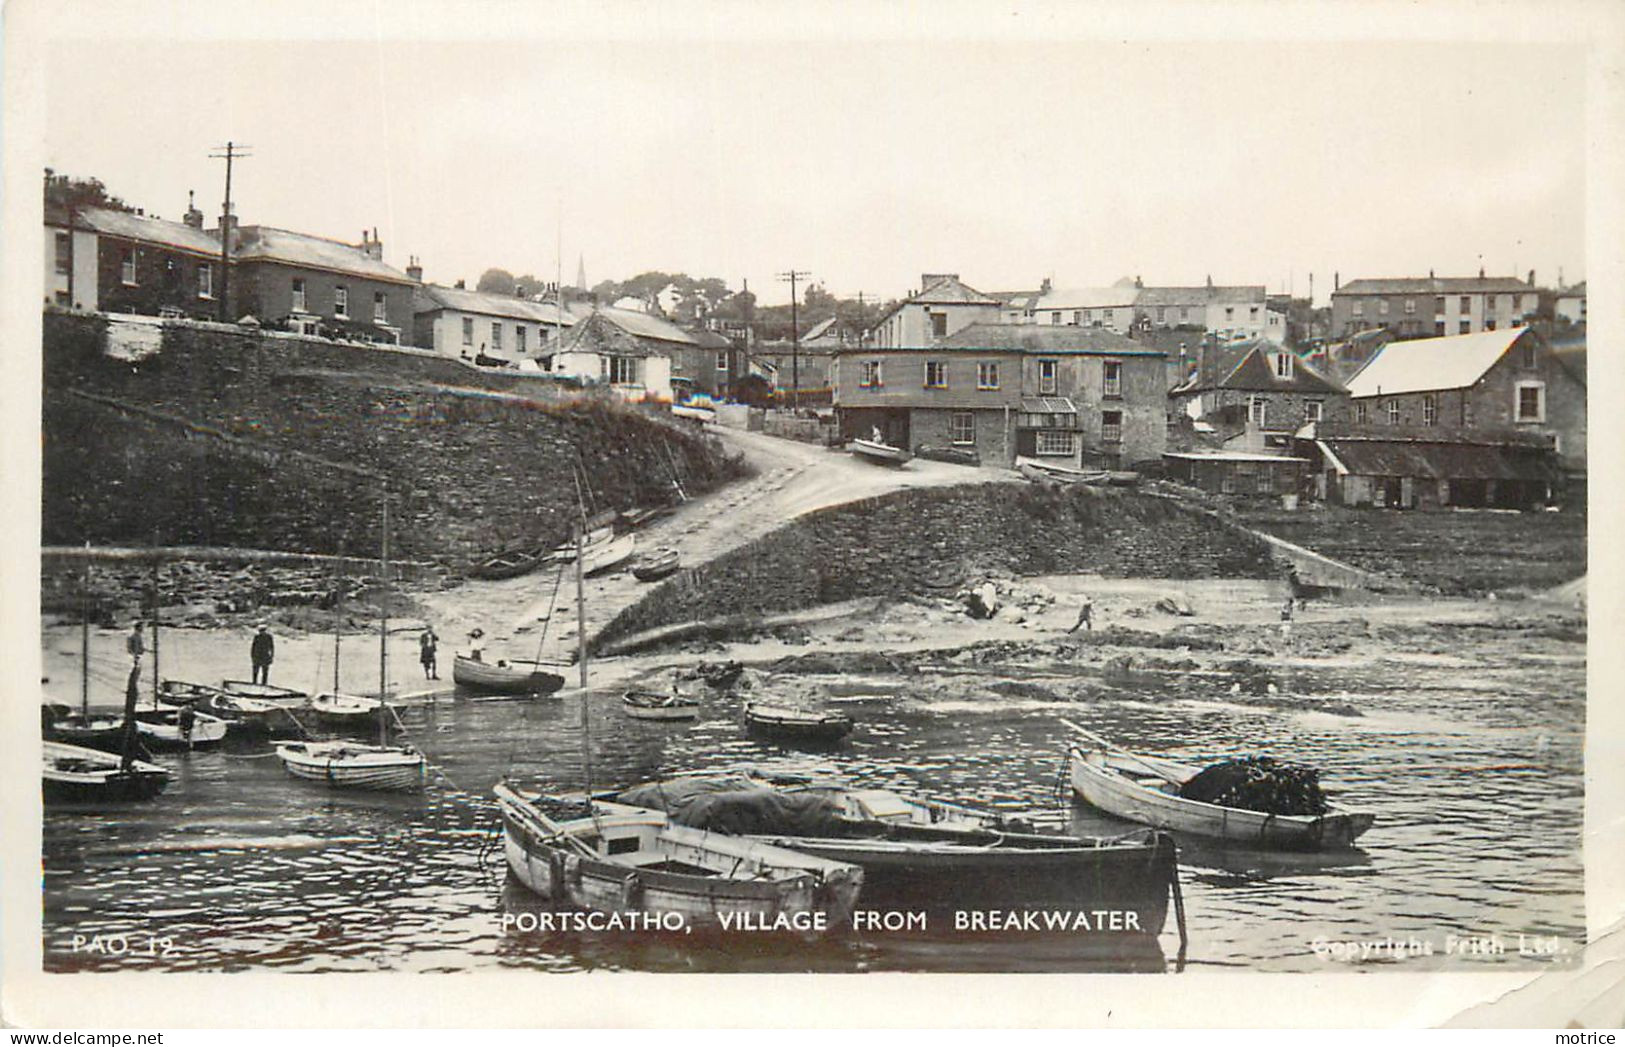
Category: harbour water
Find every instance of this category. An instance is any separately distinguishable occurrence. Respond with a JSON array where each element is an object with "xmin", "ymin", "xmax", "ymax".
[{"xmin": 41, "ymin": 610, "xmax": 1585, "ymax": 975}]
